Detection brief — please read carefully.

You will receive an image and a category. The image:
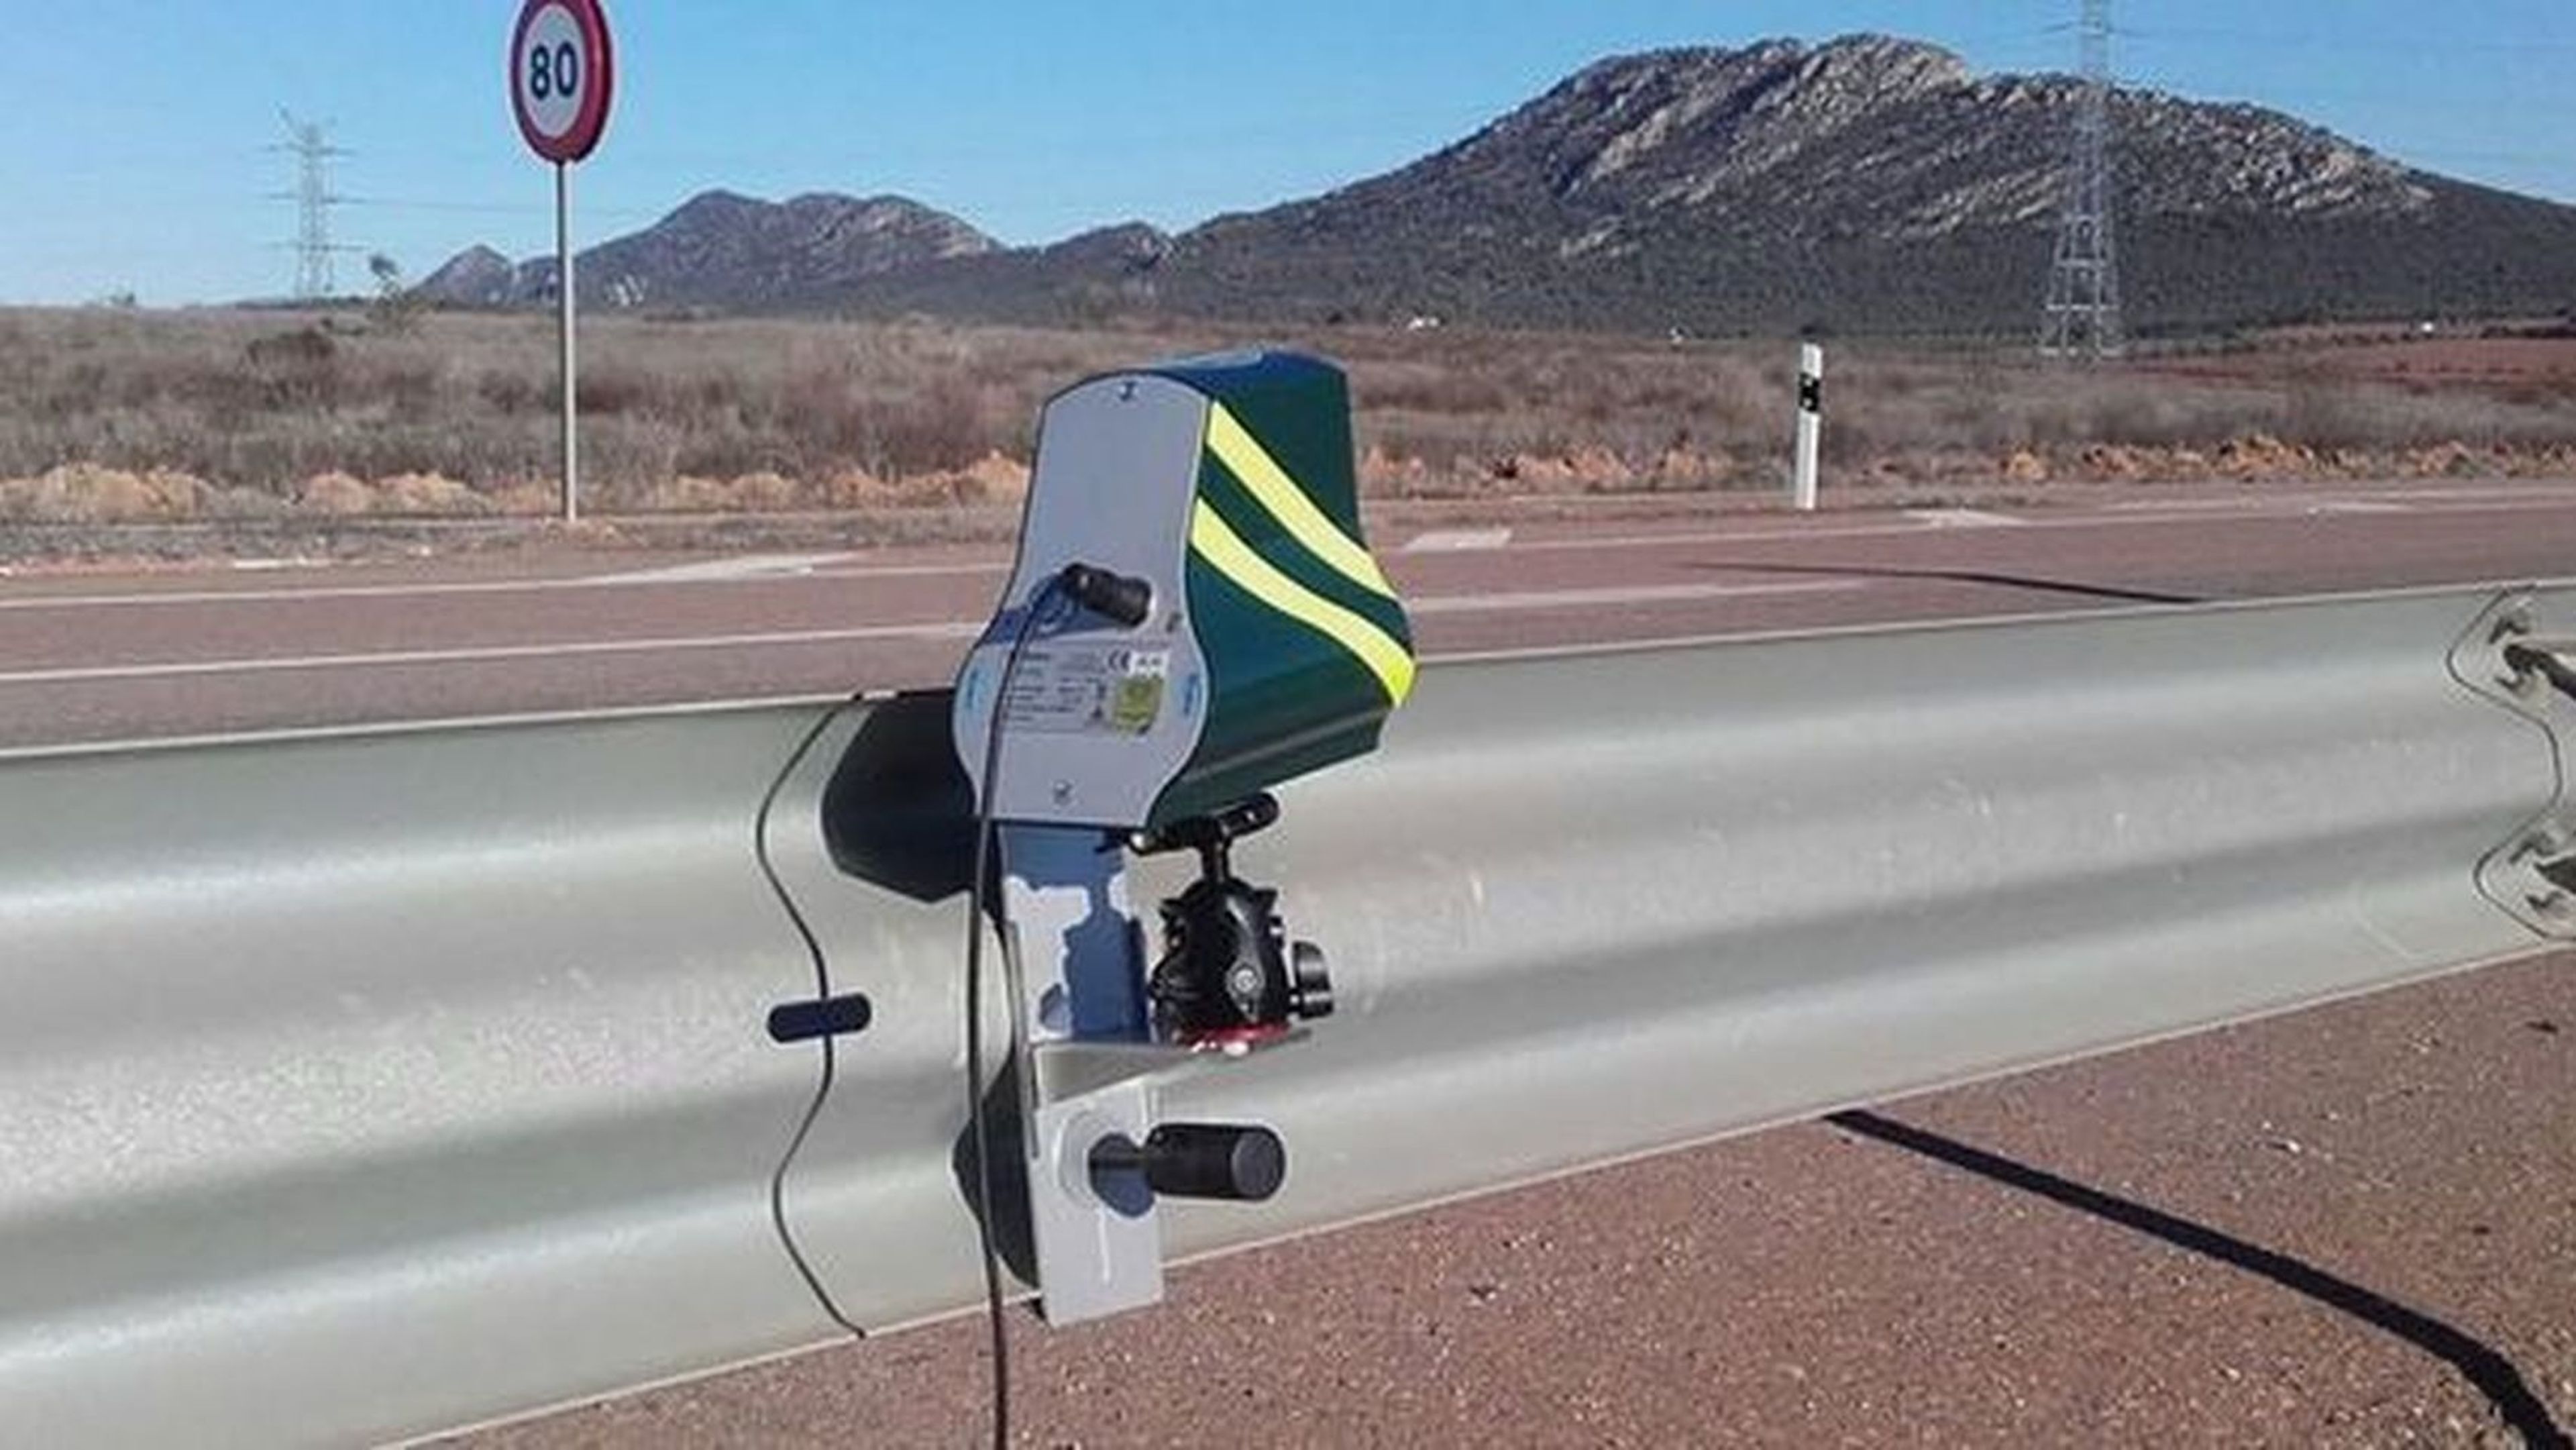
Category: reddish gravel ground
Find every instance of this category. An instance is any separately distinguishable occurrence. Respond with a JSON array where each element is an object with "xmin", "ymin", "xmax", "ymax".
[{"xmin": 449, "ymin": 949, "xmax": 2576, "ymax": 1449}]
